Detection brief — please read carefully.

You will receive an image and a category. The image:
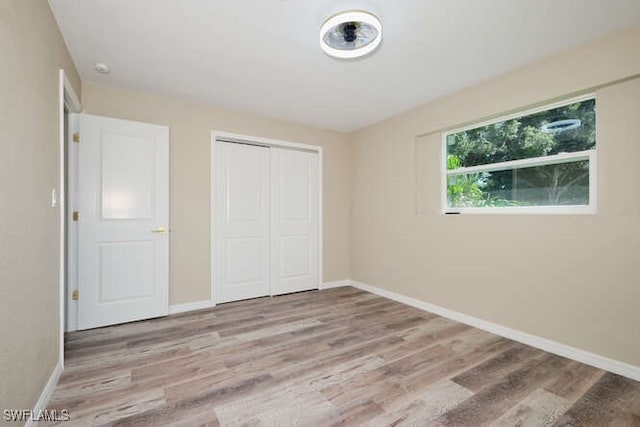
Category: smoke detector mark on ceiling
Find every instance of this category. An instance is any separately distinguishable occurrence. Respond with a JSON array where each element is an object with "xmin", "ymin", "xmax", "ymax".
[{"xmin": 94, "ymin": 62, "xmax": 111, "ymax": 74}]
